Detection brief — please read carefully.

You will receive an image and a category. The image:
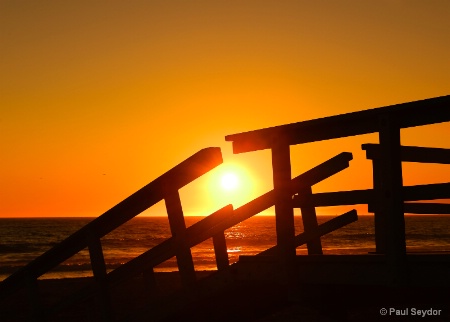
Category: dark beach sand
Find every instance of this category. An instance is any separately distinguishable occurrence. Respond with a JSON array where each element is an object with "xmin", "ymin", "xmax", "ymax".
[
  {"xmin": 1, "ymin": 271, "xmax": 449, "ymax": 322},
  {"xmin": 0, "ymin": 272, "xmax": 188, "ymax": 322}
]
